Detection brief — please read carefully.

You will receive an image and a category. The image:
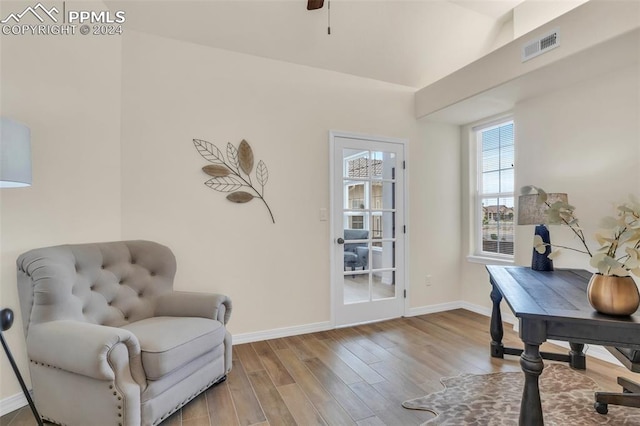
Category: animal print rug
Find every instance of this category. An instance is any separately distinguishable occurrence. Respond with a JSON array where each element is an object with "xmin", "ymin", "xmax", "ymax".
[{"xmin": 402, "ymin": 363, "xmax": 640, "ymax": 425}]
